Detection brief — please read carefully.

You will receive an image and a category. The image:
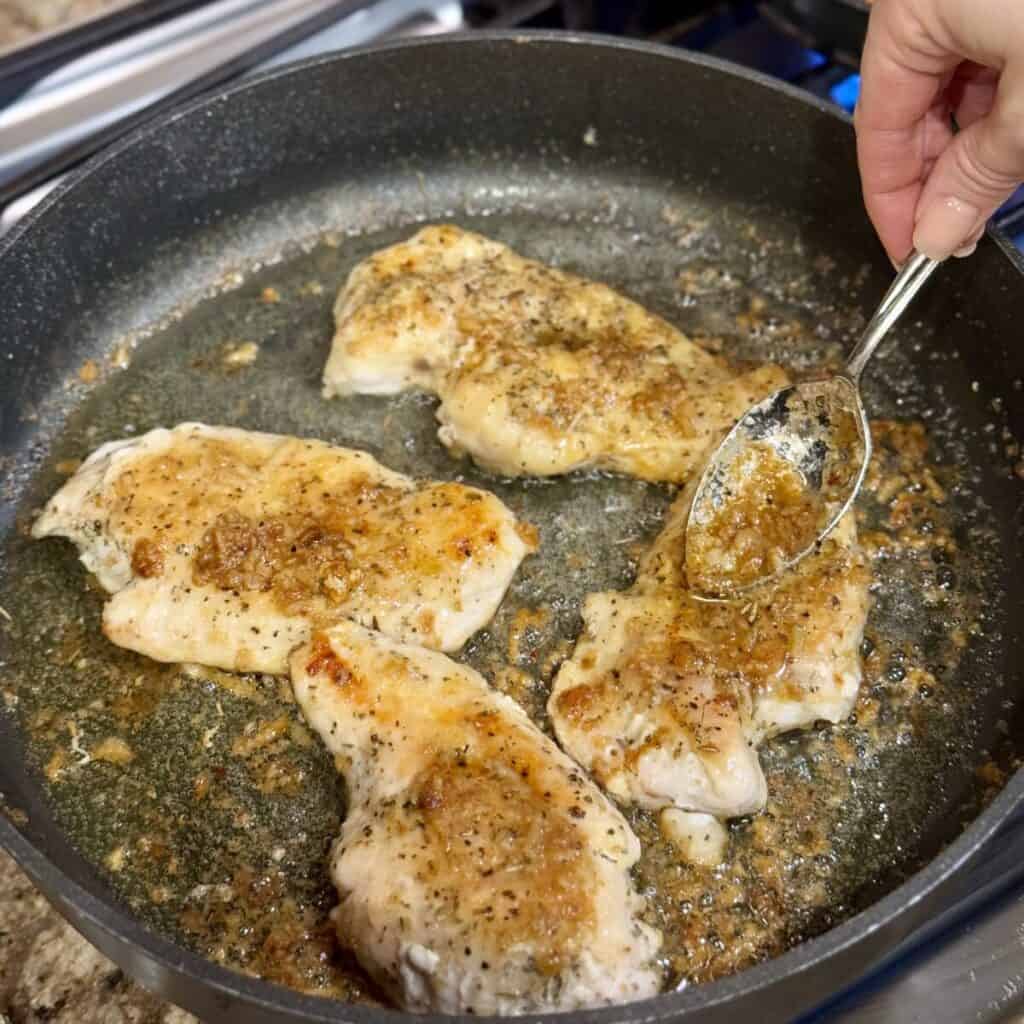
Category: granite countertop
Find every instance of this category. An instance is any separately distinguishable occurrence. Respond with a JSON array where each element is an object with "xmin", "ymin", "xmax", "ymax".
[
  {"xmin": 0, "ymin": 850, "xmax": 199, "ymax": 1023},
  {"xmin": 0, "ymin": 0, "xmax": 125, "ymax": 50}
]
